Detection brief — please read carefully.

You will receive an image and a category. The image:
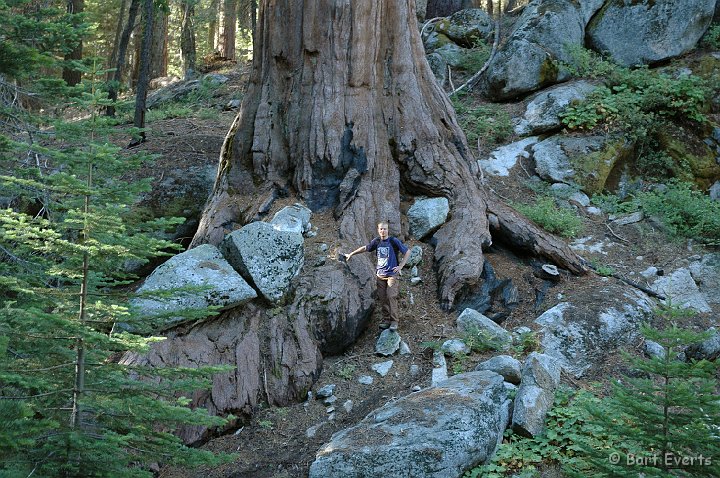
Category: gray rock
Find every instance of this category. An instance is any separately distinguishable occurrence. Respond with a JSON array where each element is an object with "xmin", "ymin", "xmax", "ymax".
[
  {"xmin": 410, "ymin": 277, "xmax": 422, "ymax": 285},
  {"xmin": 270, "ymin": 203, "xmax": 312, "ymax": 235},
  {"xmin": 371, "ymin": 360, "xmax": 394, "ymax": 377},
  {"xmin": 309, "ymin": 371, "xmax": 510, "ymax": 478},
  {"xmin": 532, "ymin": 135, "xmax": 608, "ymax": 186},
  {"xmin": 434, "ymin": 8, "xmax": 494, "ymax": 47},
  {"xmin": 408, "ymin": 197, "xmax": 450, "ymax": 239},
  {"xmin": 316, "ymin": 384, "xmax": 336, "ymax": 399},
  {"xmin": 409, "ymin": 364, "xmax": 421, "ymax": 377},
  {"xmin": 440, "ymin": 339, "xmax": 470, "ymax": 356},
  {"xmin": 434, "ymin": 42, "xmax": 465, "ymax": 67},
  {"xmin": 478, "ymin": 136, "xmax": 539, "ymax": 177},
  {"xmin": 688, "ymin": 253, "xmax": 720, "ymax": 304},
  {"xmin": 644, "ymin": 340, "xmax": 667, "ymax": 359},
  {"xmin": 456, "ymin": 308, "xmax": 513, "ymax": 347},
  {"xmin": 684, "ymin": 328, "xmax": 720, "ymax": 361},
  {"xmin": 130, "ymin": 244, "xmax": 257, "ymax": 329},
  {"xmin": 710, "ymin": 181, "xmax": 720, "ymax": 201},
  {"xmin": 481, "ymin": 0, "xmax": 602, "ymax": 99},
  {"xmin": 400, "ymin": 341, "xmax": 412, "ymax": 355},
  {"xmin": 514, "ymin": 81, "xmax": 597, "ymax": 135},
  {"xmin": 640, "ymin": 266, "xmax": 659, "ymax": 279},
  {"xmin": 611, "ymin": 211, "xmax": 644, "ymax": 226},
  {"xmin": 323, "ymin": 395, "xmax": 338, "ymax": 406},
  {"xmin": 426, "ymin": 52, "xmax": 448, "ymax": 87},
  {"xmin": 431, "ymin": 350, "xmax": 448, "ymax": 386},
  {"xmin": 343, "ymin": 400, "xmax": 354, "ymax": 413},
  {"xmin": 652, "ymin": 268, "xmax": 711, "ymax": 313},
  {"xmin": 587, "ymin": 0, "xmax": 716, "ymax": 67},
  {"xmin": 358, "ymin": 375, "xmax": 374, "ymax": 385},
  {"xmin": 475, "ymin": 355, "xmax": 522, "ymax": 385},
  {"xmin": 406, "ymin": 245, "xmax": 424, "ymax": 268},
  {"xmin": 220, "ymin": 222, "xmax": 304, "ymax": 303},
  {"xmin": 511, "ymin": 353, "xmax": 561, "ymax": 437},
  {"xmin": 376, "ymin": 329, "xmax": 402, "ymax": 356},
  {"xmin": 534, "ymin": 284, "xmax": 654, "ymax": 377}
]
